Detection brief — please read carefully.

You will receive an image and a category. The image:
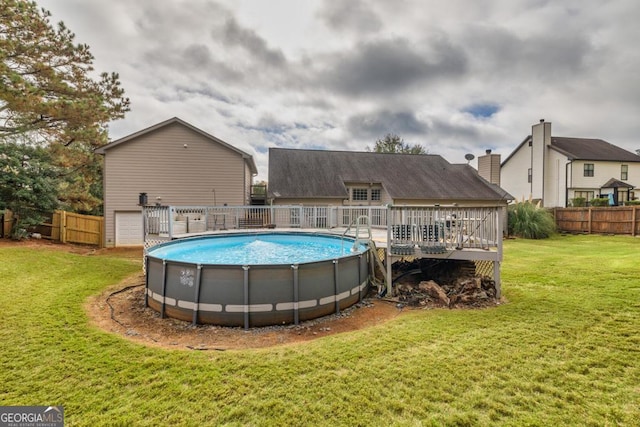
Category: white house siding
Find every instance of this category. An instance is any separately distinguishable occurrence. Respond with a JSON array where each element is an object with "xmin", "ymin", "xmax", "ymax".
[
  {"xmin": 500, "ymin": 142, "xmax": 533, "ymax": 202},
  {"xmin": 102, "ymin": 122, "xmax": 249, "ymax": 247},
  {"xmin": 544, "ymin": 149, "xmax": 569, "ymax": 208},
  {"xmin": 572, "ymin": 161, "xmax": 633, "ymax": 189},
  {"xmin": 569, "ymin": 160, "xmax": 640, "ymax": 201},
  {"xmin": 531, "ymin": 121, "xmax": 551, "ymax": 202}
]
